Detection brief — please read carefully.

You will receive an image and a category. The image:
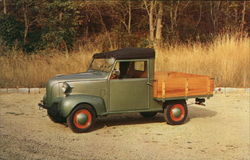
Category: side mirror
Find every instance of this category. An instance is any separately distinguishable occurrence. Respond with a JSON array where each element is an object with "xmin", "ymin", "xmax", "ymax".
[
  {"xmin": 111, "ymin": 70, "xmax": 120, "ymax": 79},
  {"xmin": 113, "ymin": 70, "xmax": 120, "ymax": 76}
]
